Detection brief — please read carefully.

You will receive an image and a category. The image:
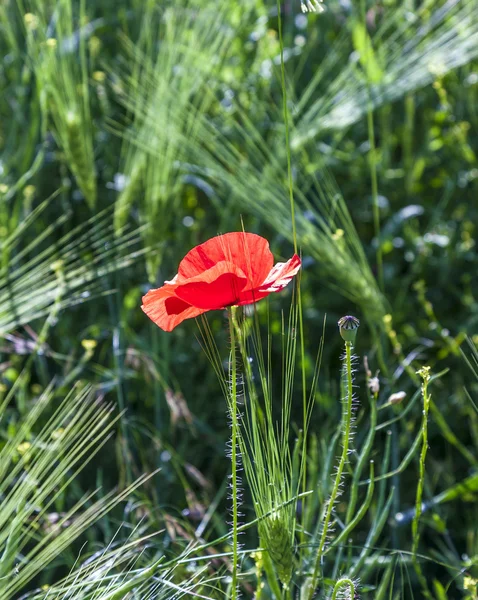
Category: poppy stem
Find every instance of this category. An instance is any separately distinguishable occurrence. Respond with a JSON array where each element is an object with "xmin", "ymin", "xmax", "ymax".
[
  {"xmin": 228, "ymin": 306, "xmax": 239, "ymax": 599},
  {"xmin": 307, "ymin": 340, "xmax": 355, "ymax": 599}
]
